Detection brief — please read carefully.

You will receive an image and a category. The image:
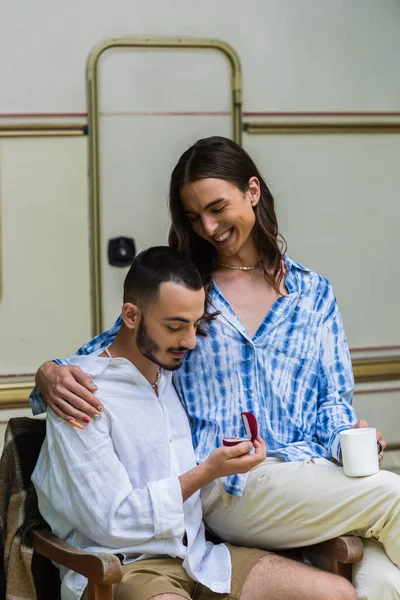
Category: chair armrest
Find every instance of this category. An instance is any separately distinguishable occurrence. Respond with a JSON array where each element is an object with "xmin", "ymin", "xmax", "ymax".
[
  {"xmin": 307, "ymin": 536, "xmax": 364, "ymax": 564},
  {"xmin": 33, "ymin": 529, "xmax": 122, "ymax": 585}
]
